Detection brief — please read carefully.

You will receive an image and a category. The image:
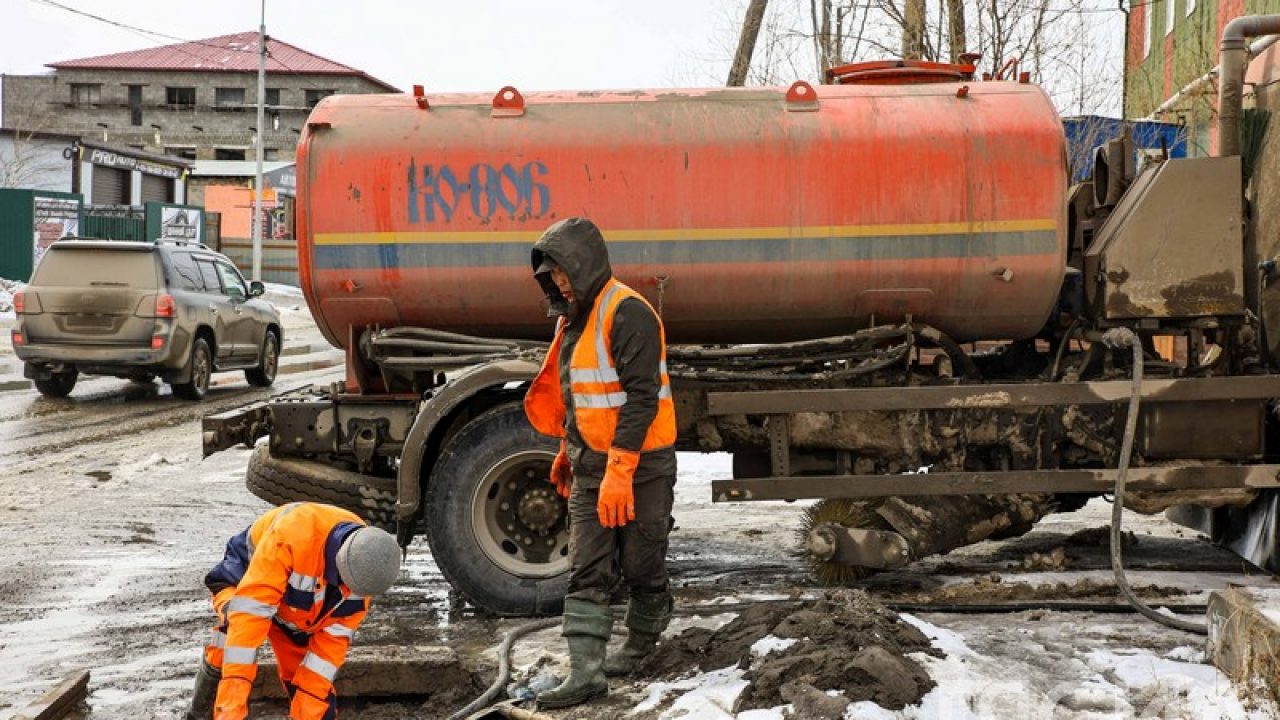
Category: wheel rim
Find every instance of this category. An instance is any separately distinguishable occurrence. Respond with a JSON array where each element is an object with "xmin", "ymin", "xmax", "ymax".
[
  {"xmin": 194, "ymin": 346, "xmax": 210, "ymax": 391},
  {"xmin": 263, "ymin": 336, "xmax": 278, "ymax": 381},
  {"xmin": 470, "ymin": 449, "xmax": 571, "ymax": 579}
]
